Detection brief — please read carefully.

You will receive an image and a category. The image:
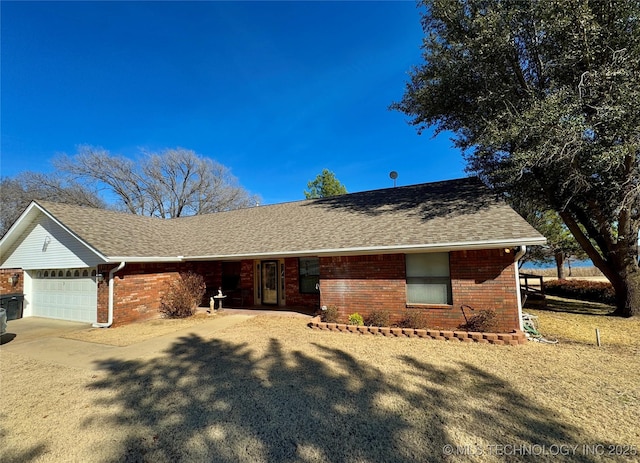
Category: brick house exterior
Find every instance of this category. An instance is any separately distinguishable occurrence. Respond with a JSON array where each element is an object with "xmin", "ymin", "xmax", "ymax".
[
  {"xmin": 0, "ymin": 268, "xmax": 24, "ymax": 295},
  {"xmin": 317, "ymin": 249, "xmax": 519, "ymax": 332},
  {"xmin": 0, "ymin": 178, "xmax": 545, "ymax": 331}
]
